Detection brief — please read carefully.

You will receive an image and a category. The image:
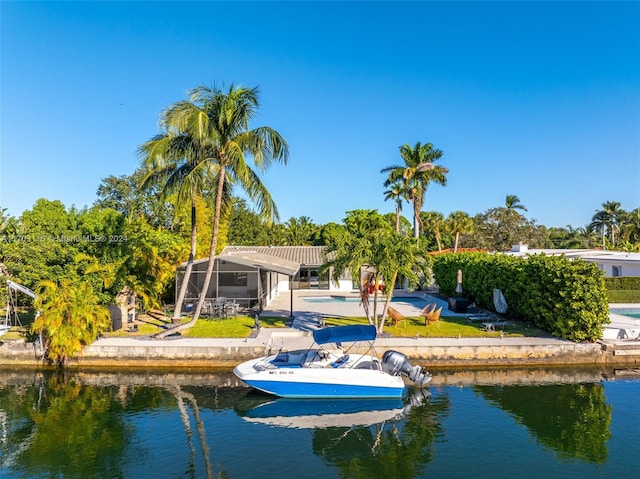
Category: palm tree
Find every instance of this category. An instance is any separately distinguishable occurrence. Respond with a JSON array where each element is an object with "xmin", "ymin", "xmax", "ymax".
[
  {"xmin": 153, "ymin": 83, "xmax": 288, "ymax": 338},
  {"xmin": 381, "ymin": 142, "xmax": 448, "ymax": 239},
  {"xmin": 383, "ymin": 180, "xmax": 408, "ymax": 233},
  {"xmin": 284, "ymin": 216, "xmax": 316, "ymax": 245},
  {"xmin": 505, "ymin": 194, "xmax": 527, "ymax": 217},
  {"xmin": 590, "ymin": 201, "xmax": 623, "ymax": 247},
  {"xmin": 420, "ymin": 211, "xmax": 446, "ymax": 252},
  {"xmin": 447, "ymin": 211, "xmax": 474, "ymax": 252},
  {"xmin": 139, "ymin": 124, "xmax": 231, "ymax": 322},
  {"xmin": 323, "ymin": 231, "xmax": 425, "ymax": 333},
  {"xmin": 31, "ymin": 279, "xmax": 111, "ymax": 367}
]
